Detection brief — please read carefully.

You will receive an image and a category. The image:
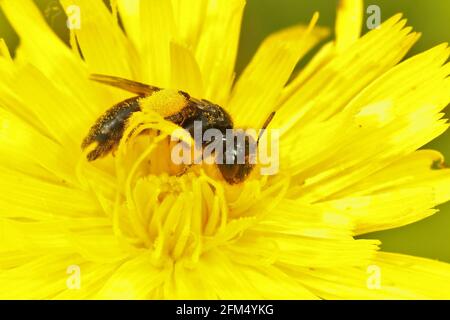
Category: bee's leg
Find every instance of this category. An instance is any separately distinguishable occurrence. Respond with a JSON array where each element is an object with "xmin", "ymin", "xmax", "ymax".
[
  {"xmin": 86, "ymin": 140, "xmax": 115, "ymax": 161},
  {"xmin": 125, "ymin": 122, "xmax": 144, "ymax": 142},
  {"xmin": 175, "ymin": 151, "xmax": 204, "ymax": 177},
  {"xmin": 125, "ymin": 118, "xmax": 157, "ymax": 143},
  {"xmin": 173, "ymin": 136, "xmax": 194, "ymax": 177},
  {"xmin": 176, "ymin": 164, "xmax": 192, "ymax": 177}
]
